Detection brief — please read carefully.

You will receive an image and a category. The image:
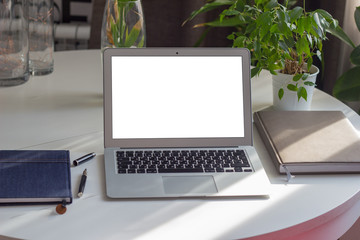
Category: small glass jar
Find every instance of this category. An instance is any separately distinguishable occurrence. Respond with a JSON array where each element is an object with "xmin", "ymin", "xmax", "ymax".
[
  {"xmin": 28, "ymin": 0, "xmax": 54, "ymax": 75},
  {"xmin": 0, "ymin": 0, "xmax": 29, "ymax": 86},
  {"xmin": 101, "ymin": 0, "xmax": 146, "ymax": 50}
]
